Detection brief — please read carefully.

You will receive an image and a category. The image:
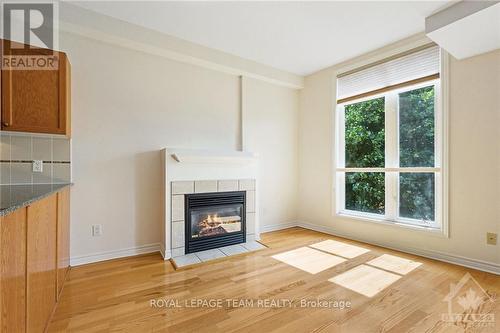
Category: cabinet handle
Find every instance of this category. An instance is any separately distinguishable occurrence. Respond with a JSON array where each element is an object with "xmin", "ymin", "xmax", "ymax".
[{"xmin": 3, "ymin": 122, "xmax": 9, "ymax": 127}]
